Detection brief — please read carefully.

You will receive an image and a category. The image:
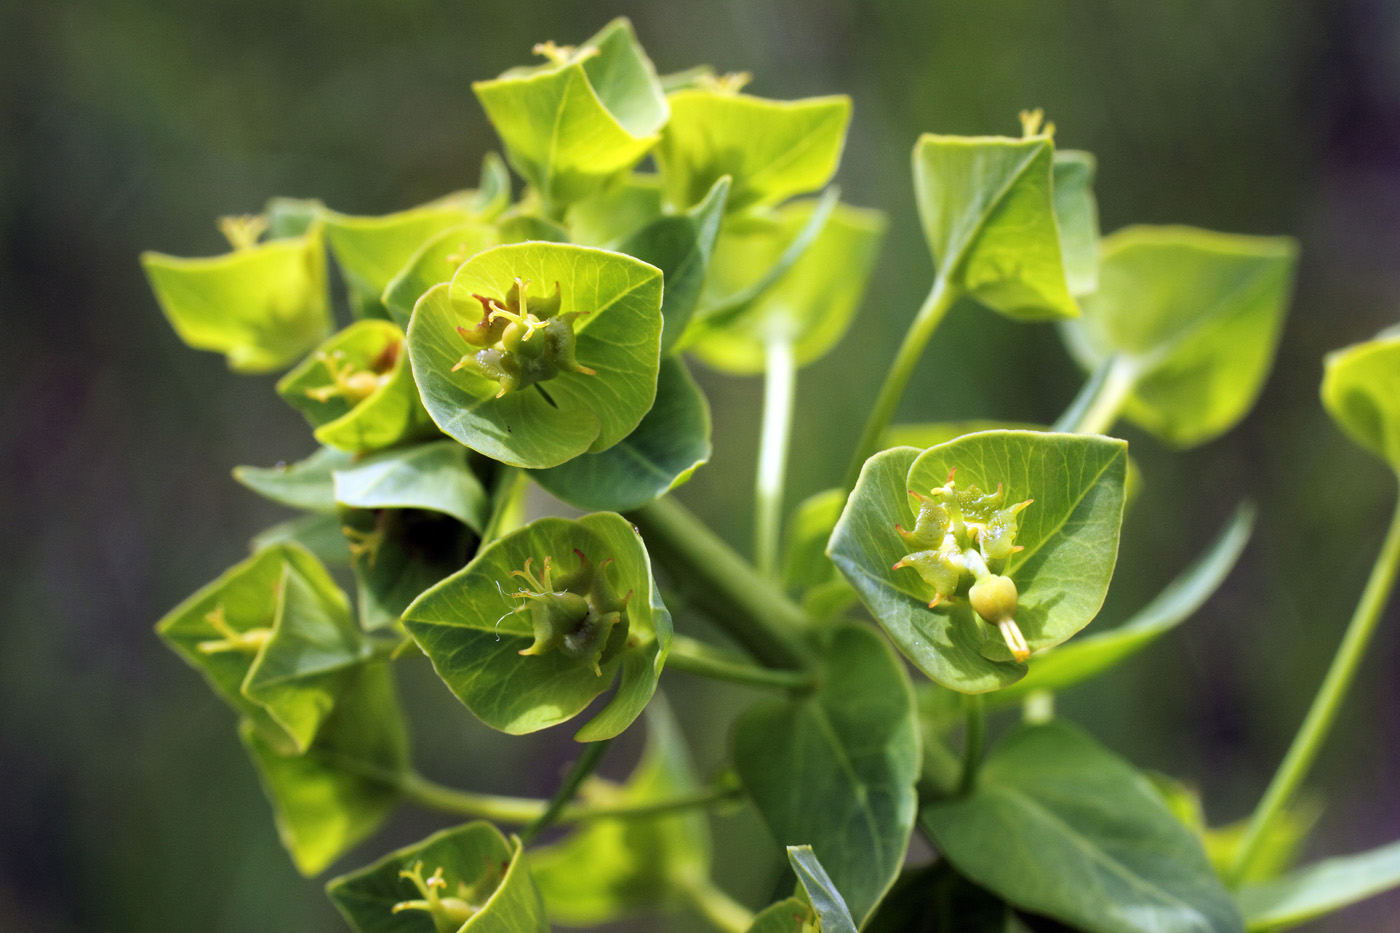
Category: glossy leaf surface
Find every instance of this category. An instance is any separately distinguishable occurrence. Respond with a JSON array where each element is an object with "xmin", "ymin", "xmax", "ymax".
[
  {"xmin": 530, "ymin": 699, "xmax": 709, "ymax": 925},
  {"xmin": 829, "ymin": 431, "xmax": 1127, "ymax": 693},
  {"xmin": 733, "ymin": 625, "xmax": 919, "ymax": 925},
  {"xmin": 1062, "ymin": 226, "xmax": 1297, "ymax": 446},
  {"xmin": 333, "ymin": 441, "xmax": 489, "ymax": 533},
  {"xmin": 243, "ymin": 662, "xmax": 408, "ymax": 876},
  {"xmin": 922, "ymin": 722, "xmax": 1243, "ymax": 933},
  {"xmin": 403, "ymin": 513, "xmax": 671, "ymax": 739},
  {"xmin": 1321, "ymin": 330, "xmax": 1400, "ymax": 473},
  {"xmin": 688, "ymin": 199, "xmax": 886, "ymax": 374},
  {"xmin": 278, "ymin": 320, "xmax": 434, "ymax": 452},
  {"xmin": 327, "ymin": 821, "xmax": 547, "ymax": 932},
  {"xmin": 656, "ymin": 90, "xmax": 850, "ymax": 212},
  {"xmin": 1236, "ymin": 839, "xmax": 1400, "ymax": 931},
  {"xmin": 474, "ymin": 18, "xmax": 667, "ymax": 209},
  {"xmin": 141, "ymin": 228, "xmax": 331, "ymax": 372},
  {"xmin": 531, "ymin": 357, "xmax": 710, "ymax": 511},
  {"xmin": 407, "ymin": 243, "xmax": 663, "ymax": 468},
  {"xmin": 913, "ymin": 134, "xmax": 1078, "ymax": 320}
]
